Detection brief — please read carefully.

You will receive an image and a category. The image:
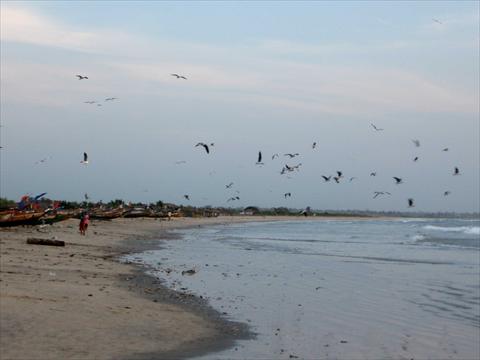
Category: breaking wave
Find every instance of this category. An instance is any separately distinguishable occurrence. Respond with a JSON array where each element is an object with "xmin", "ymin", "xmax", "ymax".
[{"xmin": 423, "ymin": 225, "xmax": 480, "ymax": 235}]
